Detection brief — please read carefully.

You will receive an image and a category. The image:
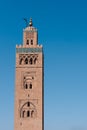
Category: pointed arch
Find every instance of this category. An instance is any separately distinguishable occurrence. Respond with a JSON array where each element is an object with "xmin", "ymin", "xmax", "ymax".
[
  {"xmin": 22, "ymin": 110, "xmax": 26, "ymax": 118},
  {"xmin": 20, "ymin": 102, "xmax": 37, "ymax": 118},
  {"xmin": 25, "ymin": 58, "xmax": 28, "ymax": 64},
  {"xmin": 19, "ymin": 58, "xmax": 24, "ymax": 65},
  {"xmin": 34, "ymin": 58, "xmax": 37, "ymax": 64},
  {"xmin": 29, "ymin": 58, "xmax": 33, "ymax": 64},
  {"xmin": 31, "ymin": 110, "xmax": 34, "ymax": 118}
]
